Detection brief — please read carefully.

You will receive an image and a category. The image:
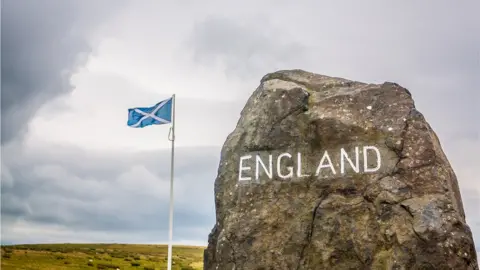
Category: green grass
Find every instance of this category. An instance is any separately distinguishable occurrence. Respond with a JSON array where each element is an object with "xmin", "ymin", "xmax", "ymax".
[{"xmin": 1, "ymin": 243, "xmax": 205, "ymax": 270}]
